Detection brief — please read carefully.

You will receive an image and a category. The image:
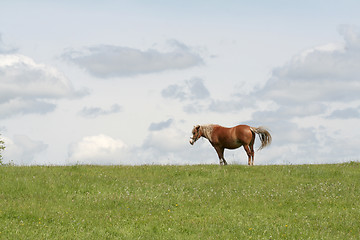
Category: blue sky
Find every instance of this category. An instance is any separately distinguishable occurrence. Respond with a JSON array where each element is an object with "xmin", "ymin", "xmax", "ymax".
[{"xmin": 1, "ymin": 1, "xmax": 360, "ymax": 165}]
